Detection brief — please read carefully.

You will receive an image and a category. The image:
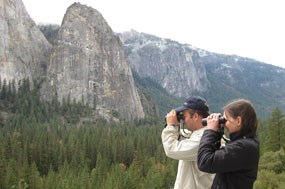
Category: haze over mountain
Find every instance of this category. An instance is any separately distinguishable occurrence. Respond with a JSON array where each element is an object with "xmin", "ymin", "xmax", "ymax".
[
  {"xmin": 1, "ymin": 0, "xmax": 285, "ymax": 121},
  {"xmin": 22, "ymin": 0, "xmax": 285, "ymax": 70}
]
